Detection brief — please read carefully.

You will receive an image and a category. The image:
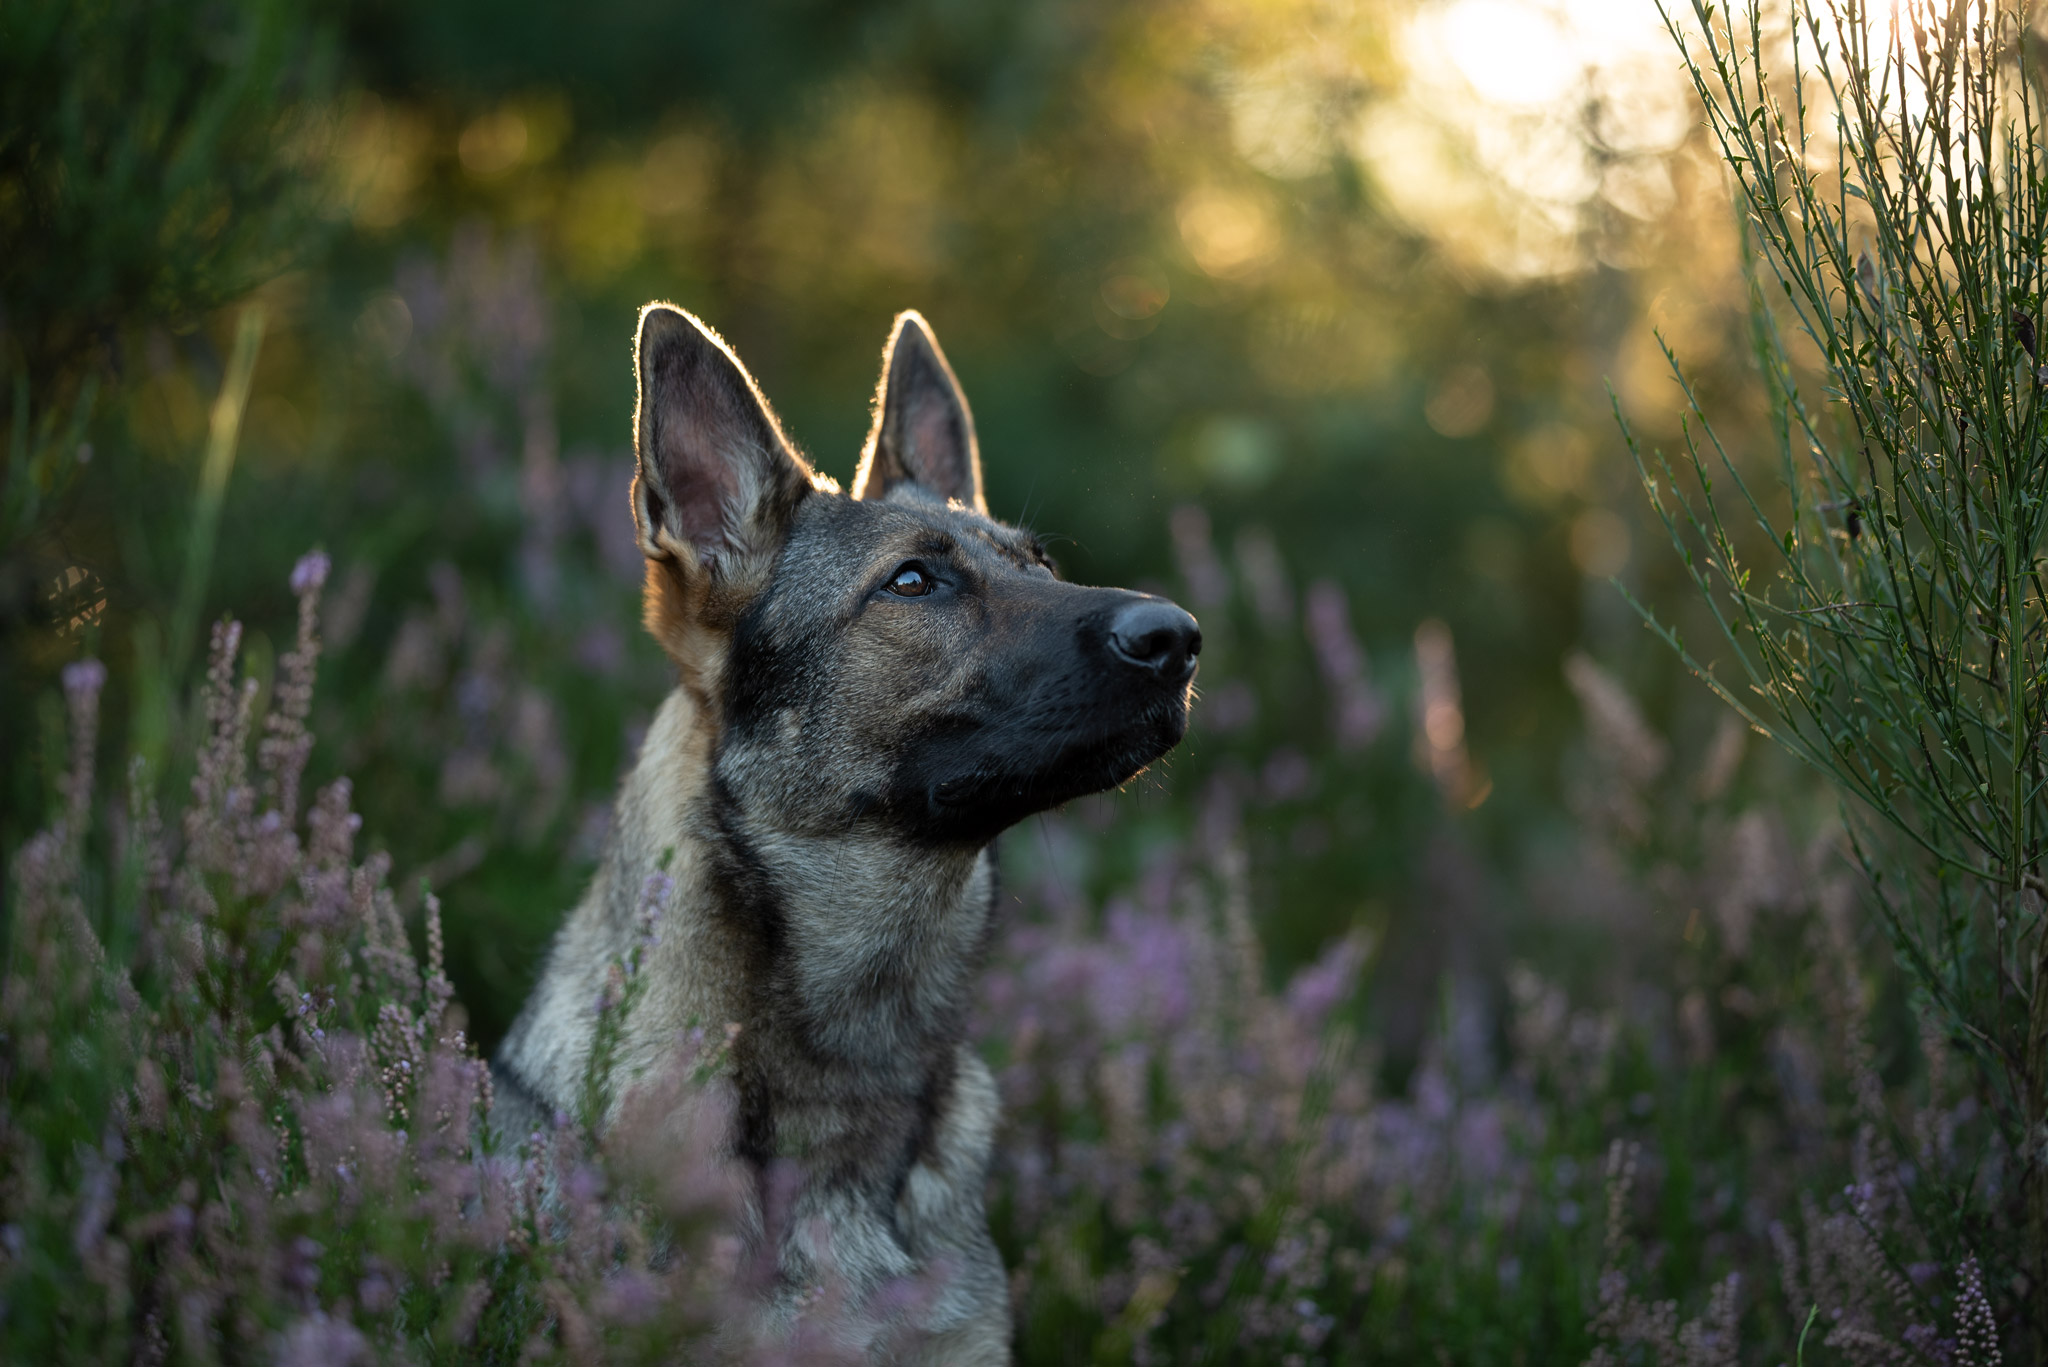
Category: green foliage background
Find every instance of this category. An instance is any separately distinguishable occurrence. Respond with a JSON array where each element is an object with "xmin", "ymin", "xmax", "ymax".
[{"xmin": 5, "ymin": 0, "xmax": 1770, "ymax": 1051}]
